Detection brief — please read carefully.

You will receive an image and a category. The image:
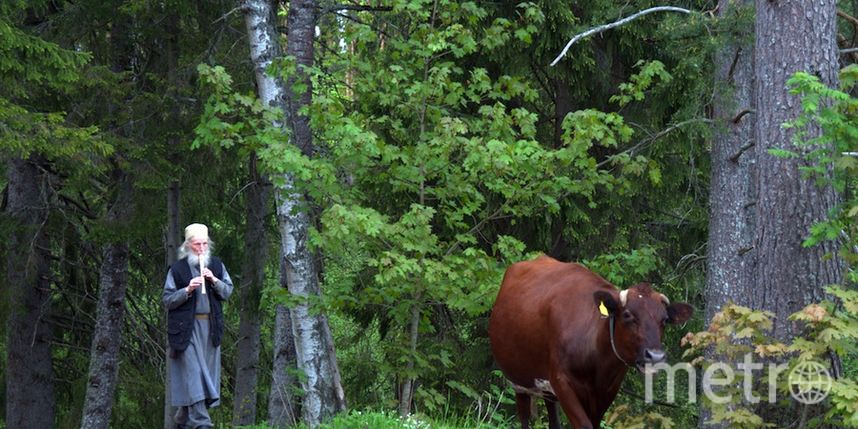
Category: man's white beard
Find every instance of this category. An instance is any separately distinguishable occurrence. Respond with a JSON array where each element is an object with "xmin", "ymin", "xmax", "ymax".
[{"xmin": 187, "ymin": 251, "xmax": 211, "ymax": 270}]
